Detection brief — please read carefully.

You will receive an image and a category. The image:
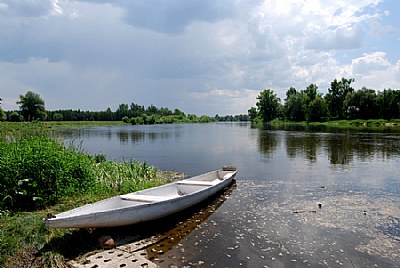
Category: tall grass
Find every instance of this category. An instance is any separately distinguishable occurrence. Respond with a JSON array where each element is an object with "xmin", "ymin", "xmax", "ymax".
[
  {"xmin": 94, "ymin": 159, "xmax": 161, "ymax": 194},
  {"xmin": 0, "ymin": 135, "xmax": 95, "ymax": 211}
]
